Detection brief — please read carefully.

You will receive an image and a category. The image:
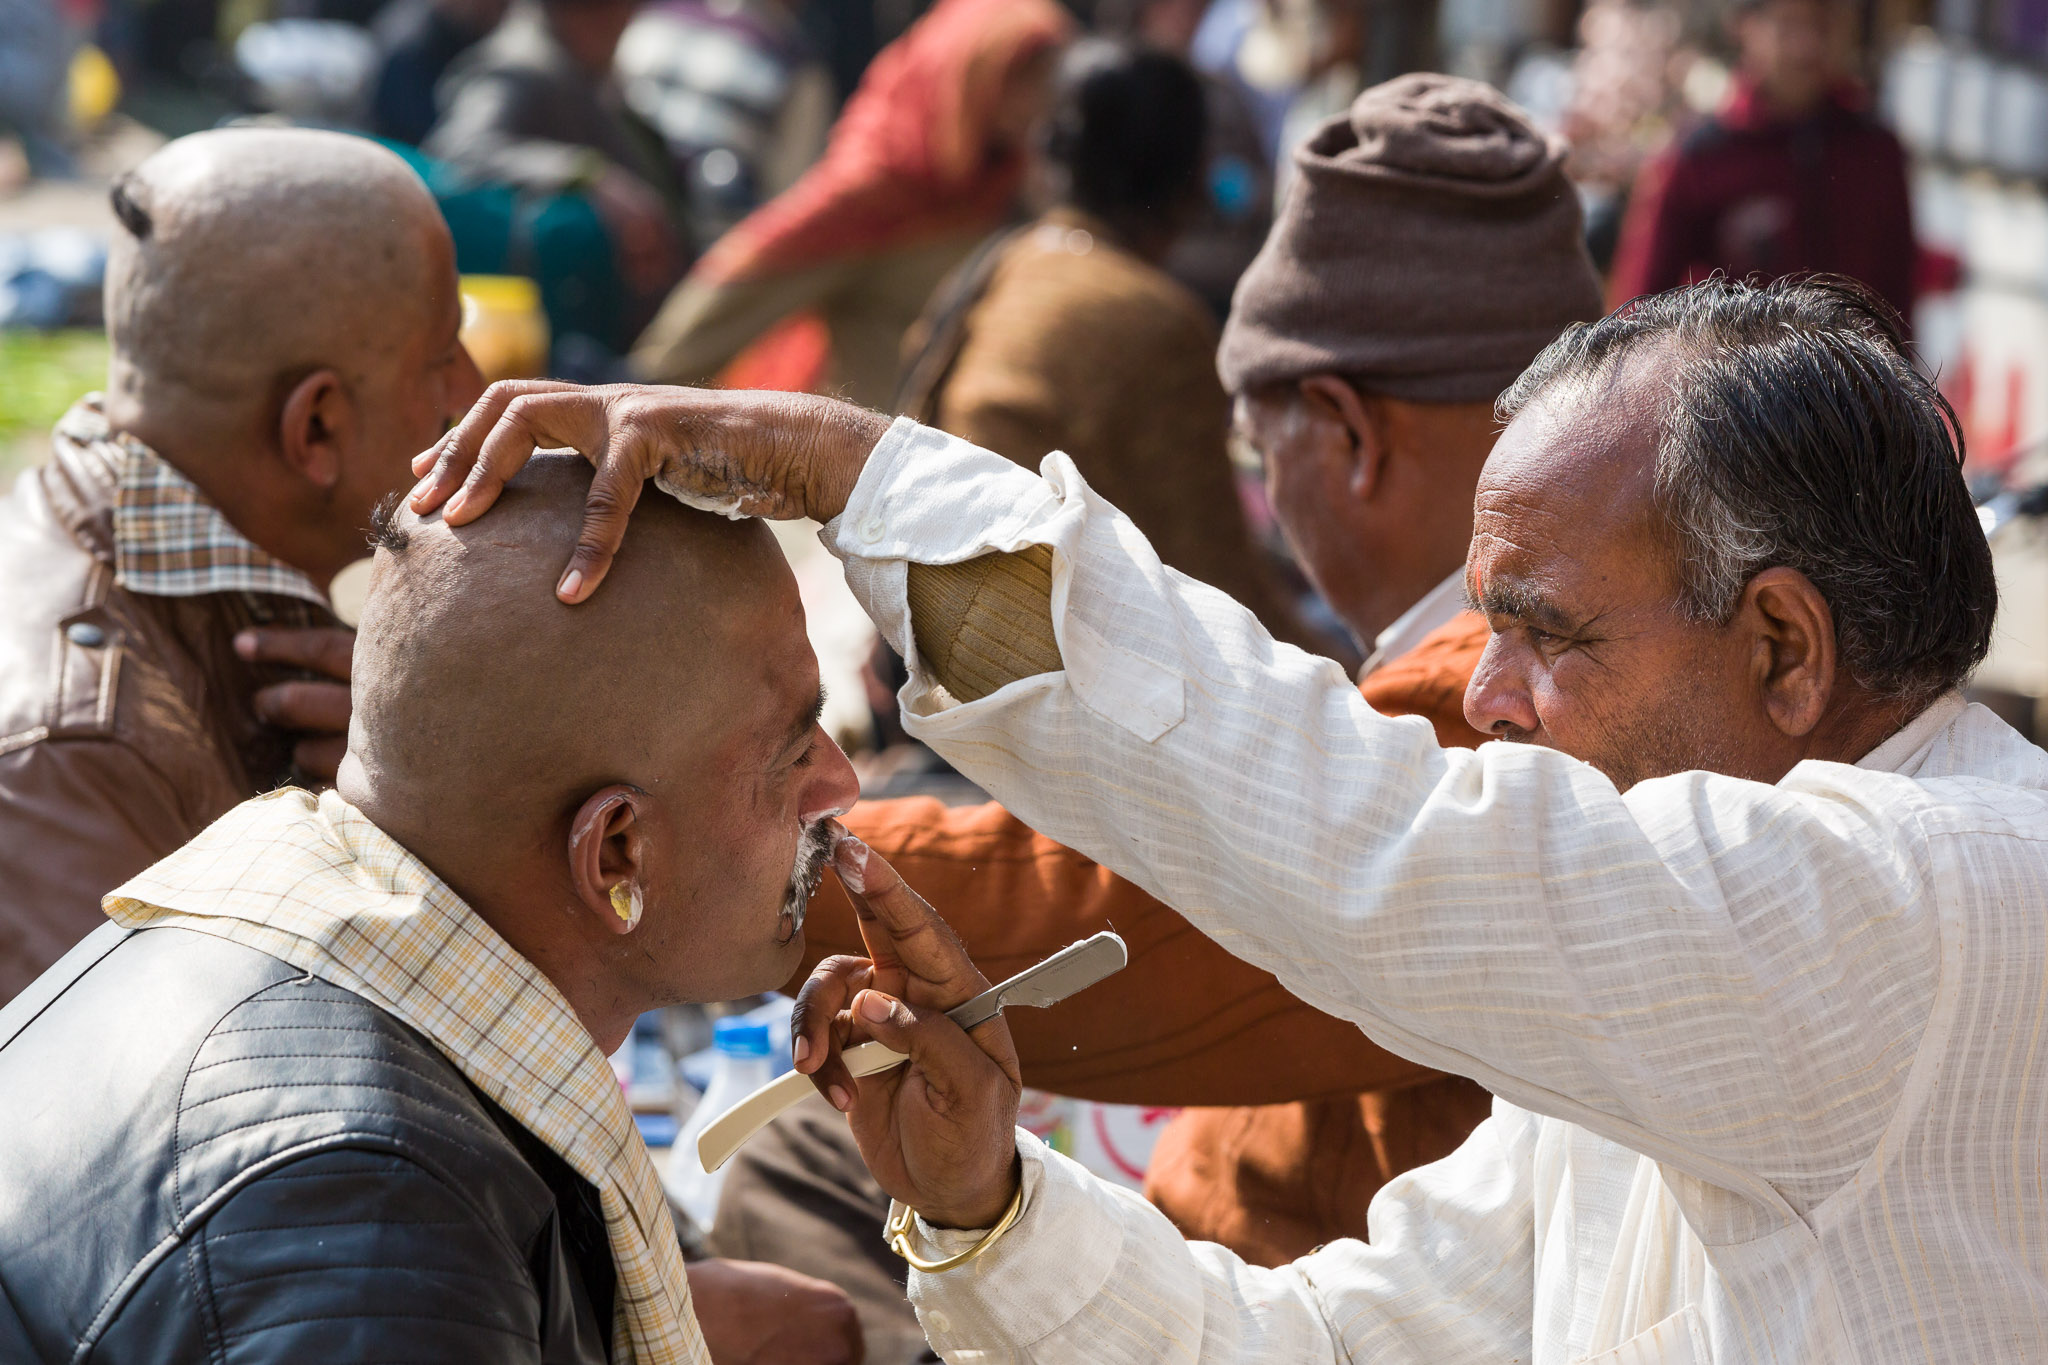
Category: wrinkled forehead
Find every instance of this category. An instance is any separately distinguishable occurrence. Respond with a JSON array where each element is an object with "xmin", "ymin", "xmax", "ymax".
[{"xmin": 1472, "ymin": 361, "xmax": 1669, "ymax": 590}]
